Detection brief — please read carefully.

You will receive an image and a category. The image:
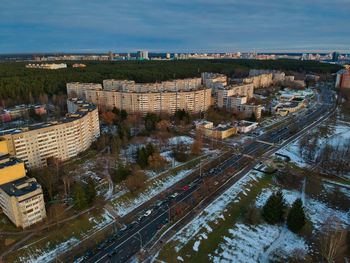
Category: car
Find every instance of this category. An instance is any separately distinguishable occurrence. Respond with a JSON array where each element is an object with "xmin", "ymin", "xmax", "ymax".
[
  {"xmin": 170, "ymin": 192, "xmax": 179, "ymax": 198},
  {"xmin": 108, "ymin": 249, "xmax": 117, "ymax": 257},
  {"xmin": 214, "ymin": 181, "xmax": 219, "ymax": 186},
  {"xmin": 144, "ymin": 209, "xmax": 152, "ymax": 217},
  {"xmin": 182, "ymin": 185, "xmax": 189, "ymax": 191}
]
